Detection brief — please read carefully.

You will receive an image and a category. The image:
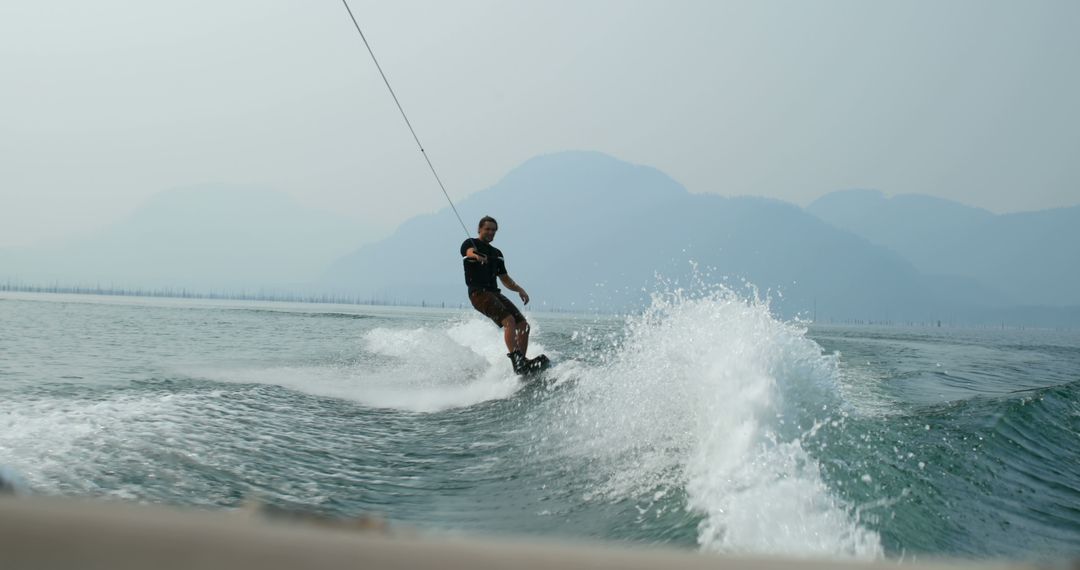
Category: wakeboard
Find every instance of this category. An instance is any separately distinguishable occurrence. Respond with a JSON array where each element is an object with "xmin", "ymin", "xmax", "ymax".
[{"xmin": 519, "ymin": 354, "xmax": 551, "ymax": 377}]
